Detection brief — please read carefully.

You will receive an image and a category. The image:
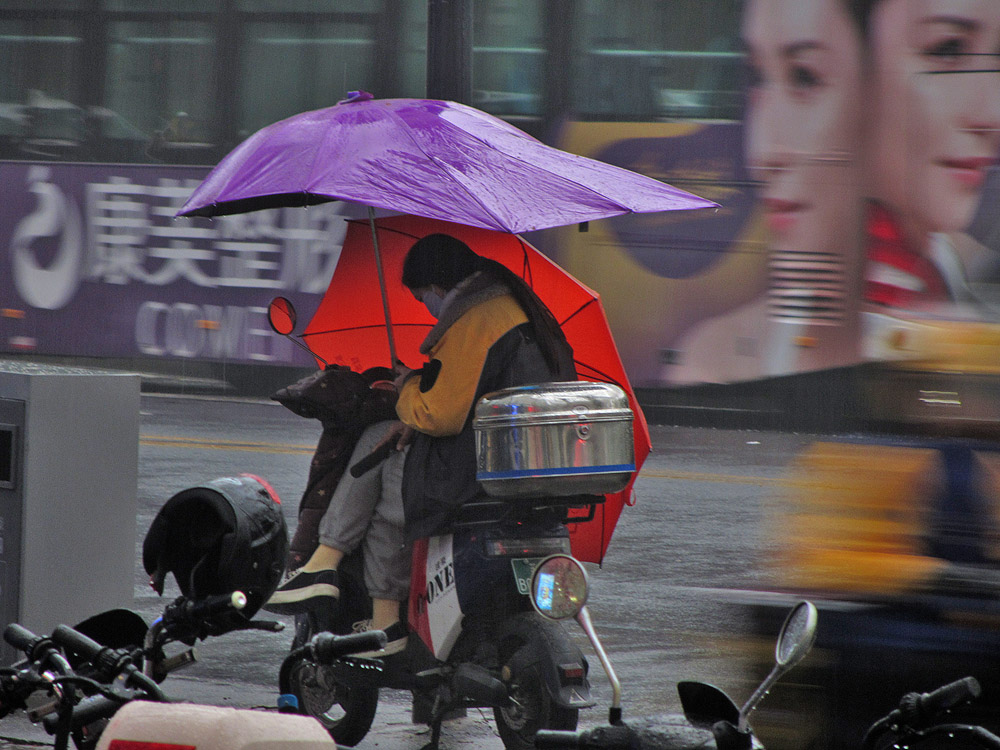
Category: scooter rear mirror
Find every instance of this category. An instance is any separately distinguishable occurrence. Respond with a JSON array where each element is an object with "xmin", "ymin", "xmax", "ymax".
[
  {"xmin": 267, "ymin": 297, "xmax": 297, "ymax": 335},
  {"xmin": 530, "ymin": 554, "xmax": 589, "ymax": 620},
  {"xmin": 531, "ymin": 554, "xmax": 626, "ymax": 725},
  {"xmin": 266, "ymin": 296, "xmax": 328, "ymax": 366}
]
